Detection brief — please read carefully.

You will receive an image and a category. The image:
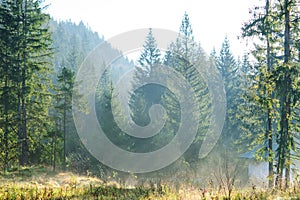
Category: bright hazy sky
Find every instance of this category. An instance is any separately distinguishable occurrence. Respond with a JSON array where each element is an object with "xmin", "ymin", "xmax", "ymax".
[{"xmin": 44, "ymin": 0, "xmax": 260, "ymax": 58}]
